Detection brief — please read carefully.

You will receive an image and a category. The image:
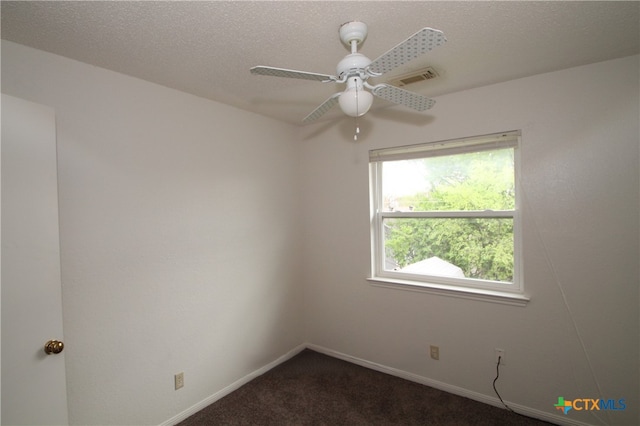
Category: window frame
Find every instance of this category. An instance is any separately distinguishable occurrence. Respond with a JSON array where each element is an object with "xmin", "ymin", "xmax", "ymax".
[{"xmin": 368, "ymin": 131, "xmax": 527, "ymax": 305}]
